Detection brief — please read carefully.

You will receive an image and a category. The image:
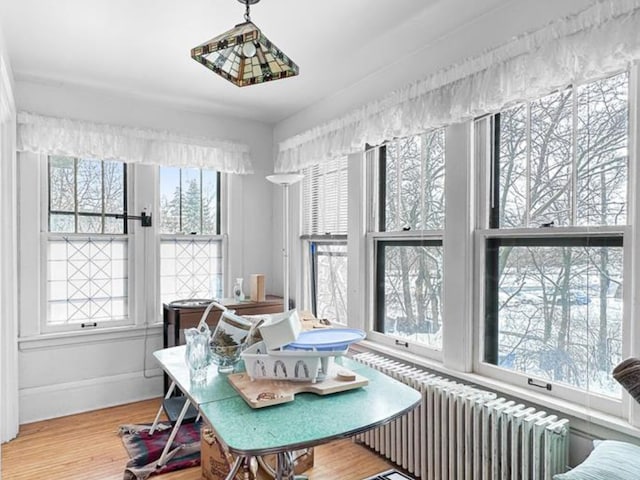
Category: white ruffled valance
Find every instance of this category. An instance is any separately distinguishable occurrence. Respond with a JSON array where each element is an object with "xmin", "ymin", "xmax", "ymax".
[
  {"xmin": 18, "ymin": 112, "xmax": 254, "ymax": 174},
  {"xmin": 277, "ymin": 0, "xmax": 640, "ymax": 172}
]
